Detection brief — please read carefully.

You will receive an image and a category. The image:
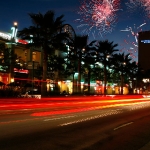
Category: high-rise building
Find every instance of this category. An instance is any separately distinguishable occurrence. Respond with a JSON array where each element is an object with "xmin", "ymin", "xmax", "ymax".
[{"xmin": 138, "ymin": 31, "xmax": 150, "ymax": 72}]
